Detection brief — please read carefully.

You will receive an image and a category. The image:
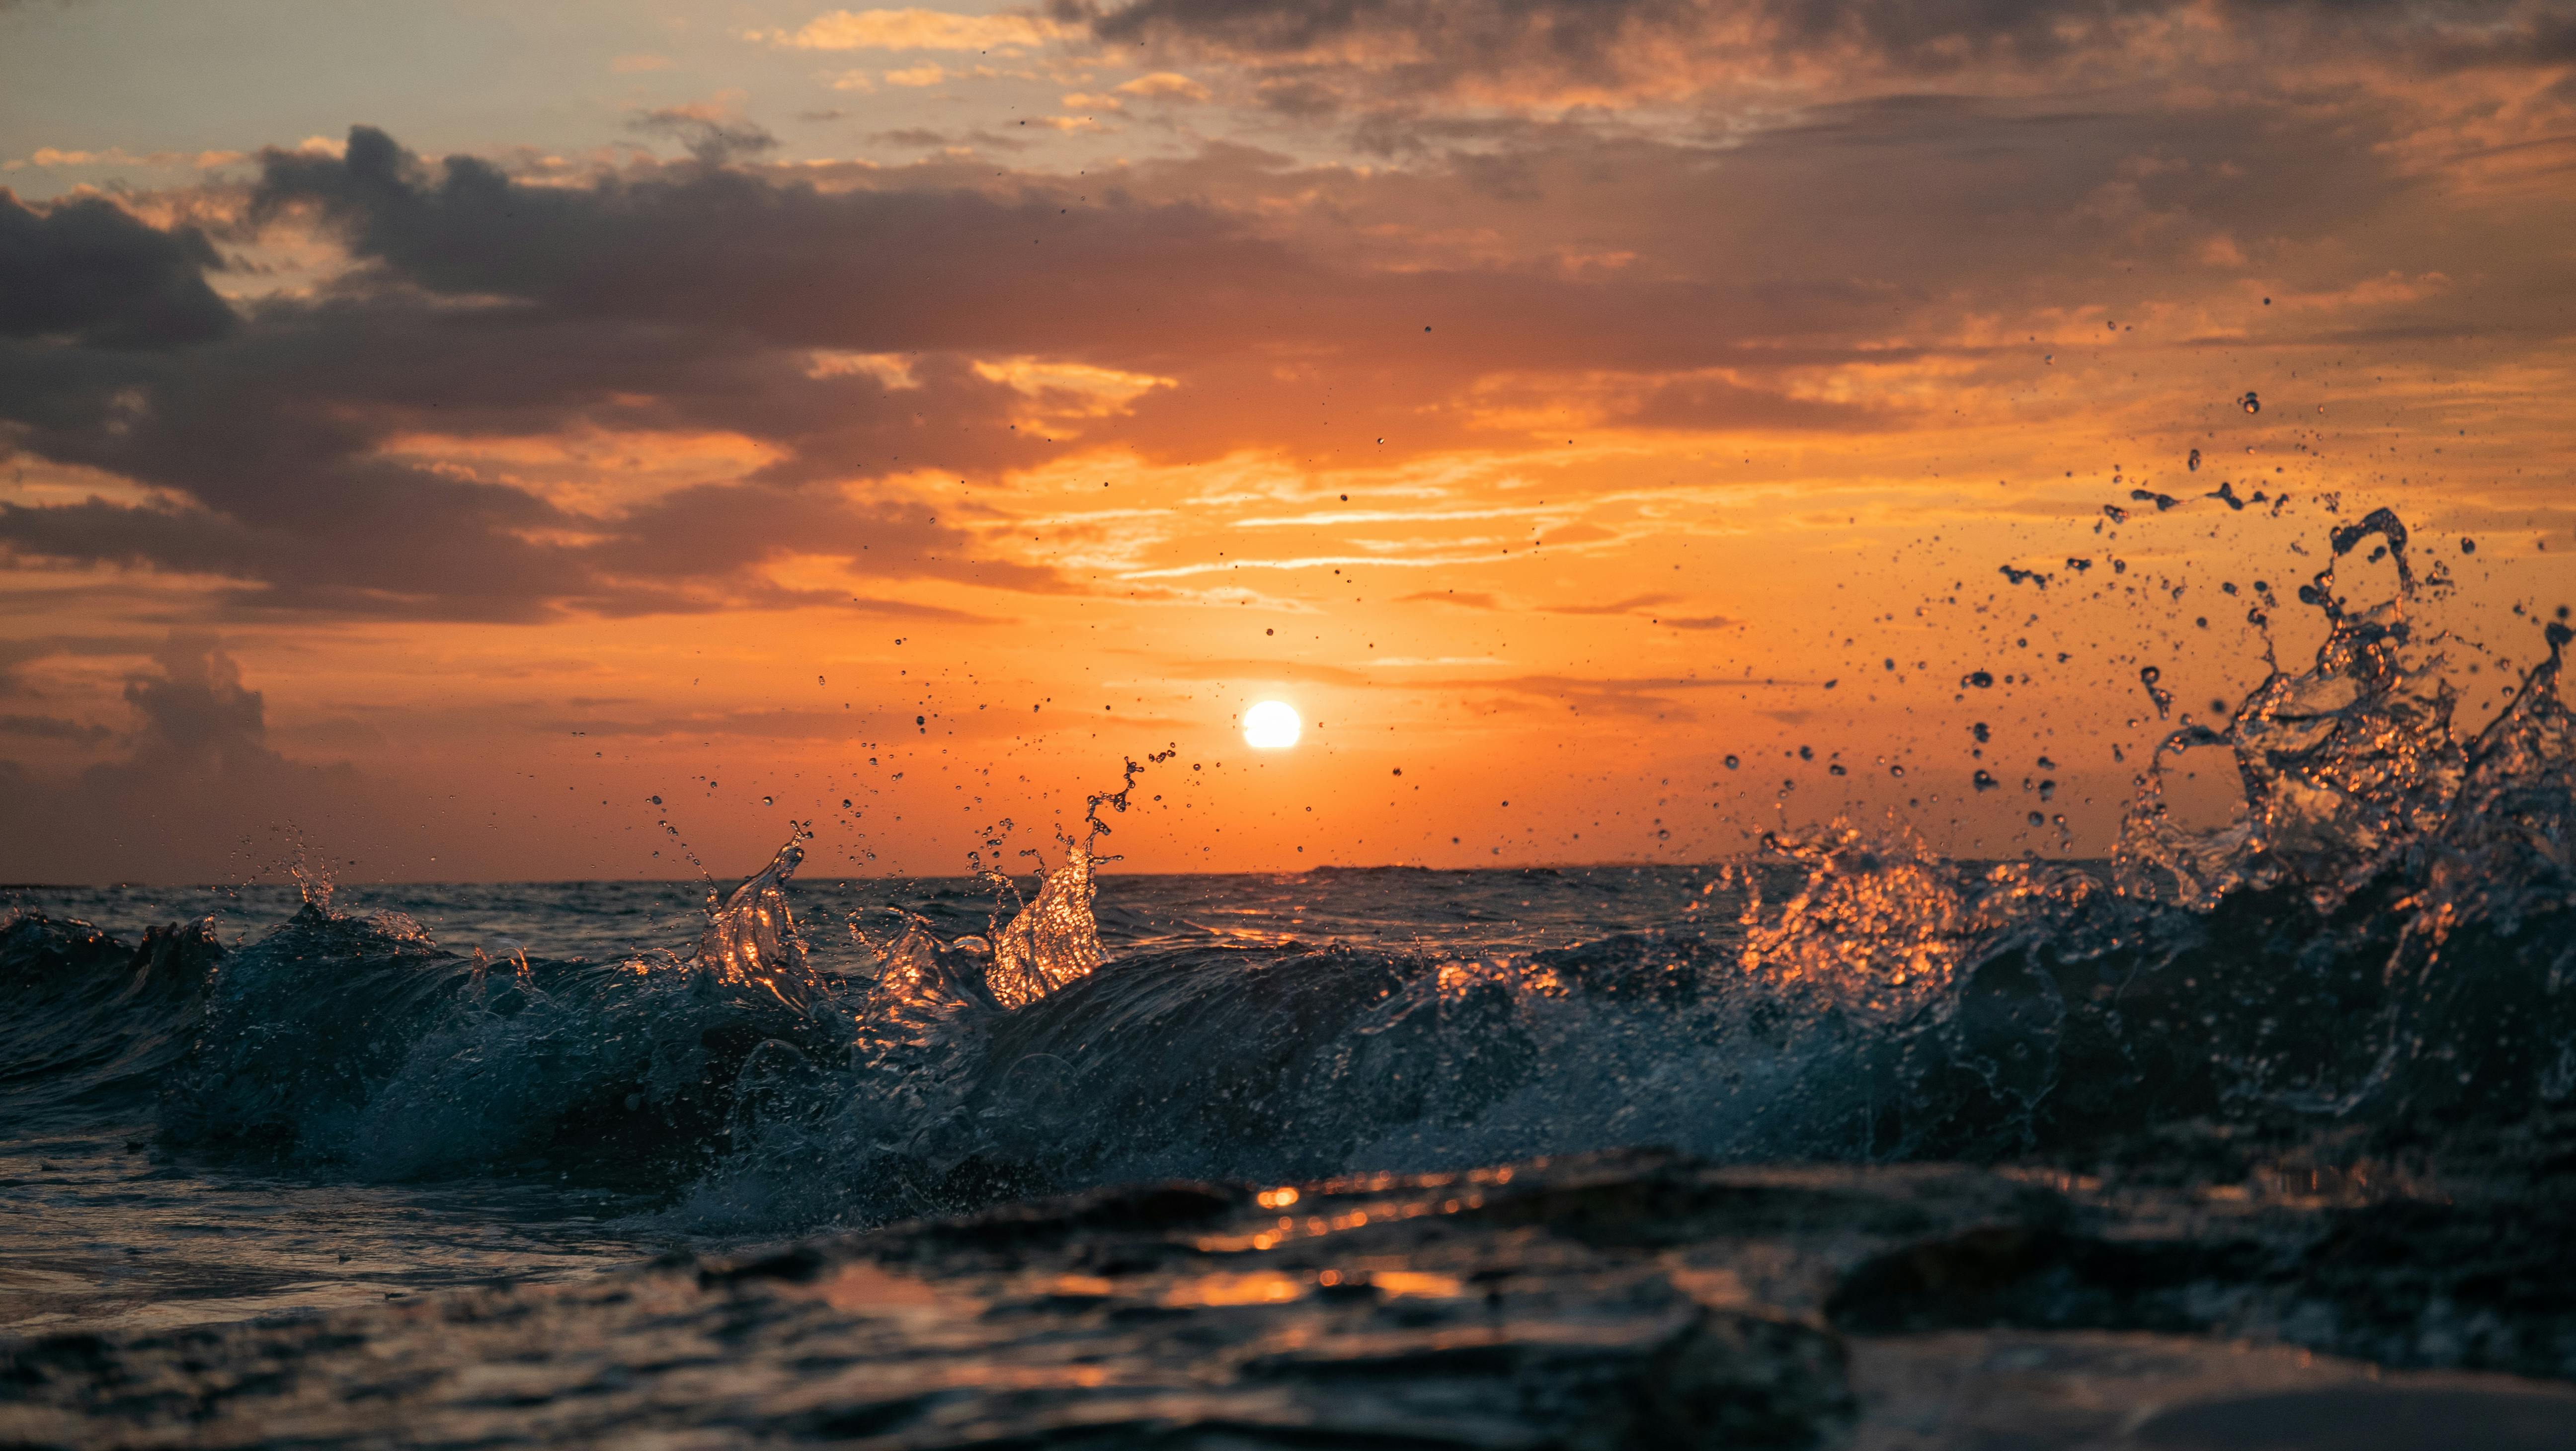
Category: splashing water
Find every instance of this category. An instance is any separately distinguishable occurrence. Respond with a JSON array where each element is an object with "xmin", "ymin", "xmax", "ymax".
[
  {"xmin": 984, "ymin": 840, "xmax": 1103, "ymax": 1010},
  {"xmin": 2117, "ymin": 508, "xmax": 2468, "ymax": 911},
  {"xmin": 696, "ymin": 832, "xmax": 826, "ymax": 1012}
]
